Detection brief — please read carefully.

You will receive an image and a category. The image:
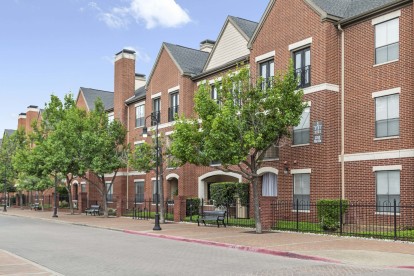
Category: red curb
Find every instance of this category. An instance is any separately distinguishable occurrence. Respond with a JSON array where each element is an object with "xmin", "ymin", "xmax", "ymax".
[
  {"xmin": 395, "ymin": 266, "xmax": 414, "ymax": 270},
  {"xmin": 123, "ymin": 229, "xmax": 341, "ymax": 264}
]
